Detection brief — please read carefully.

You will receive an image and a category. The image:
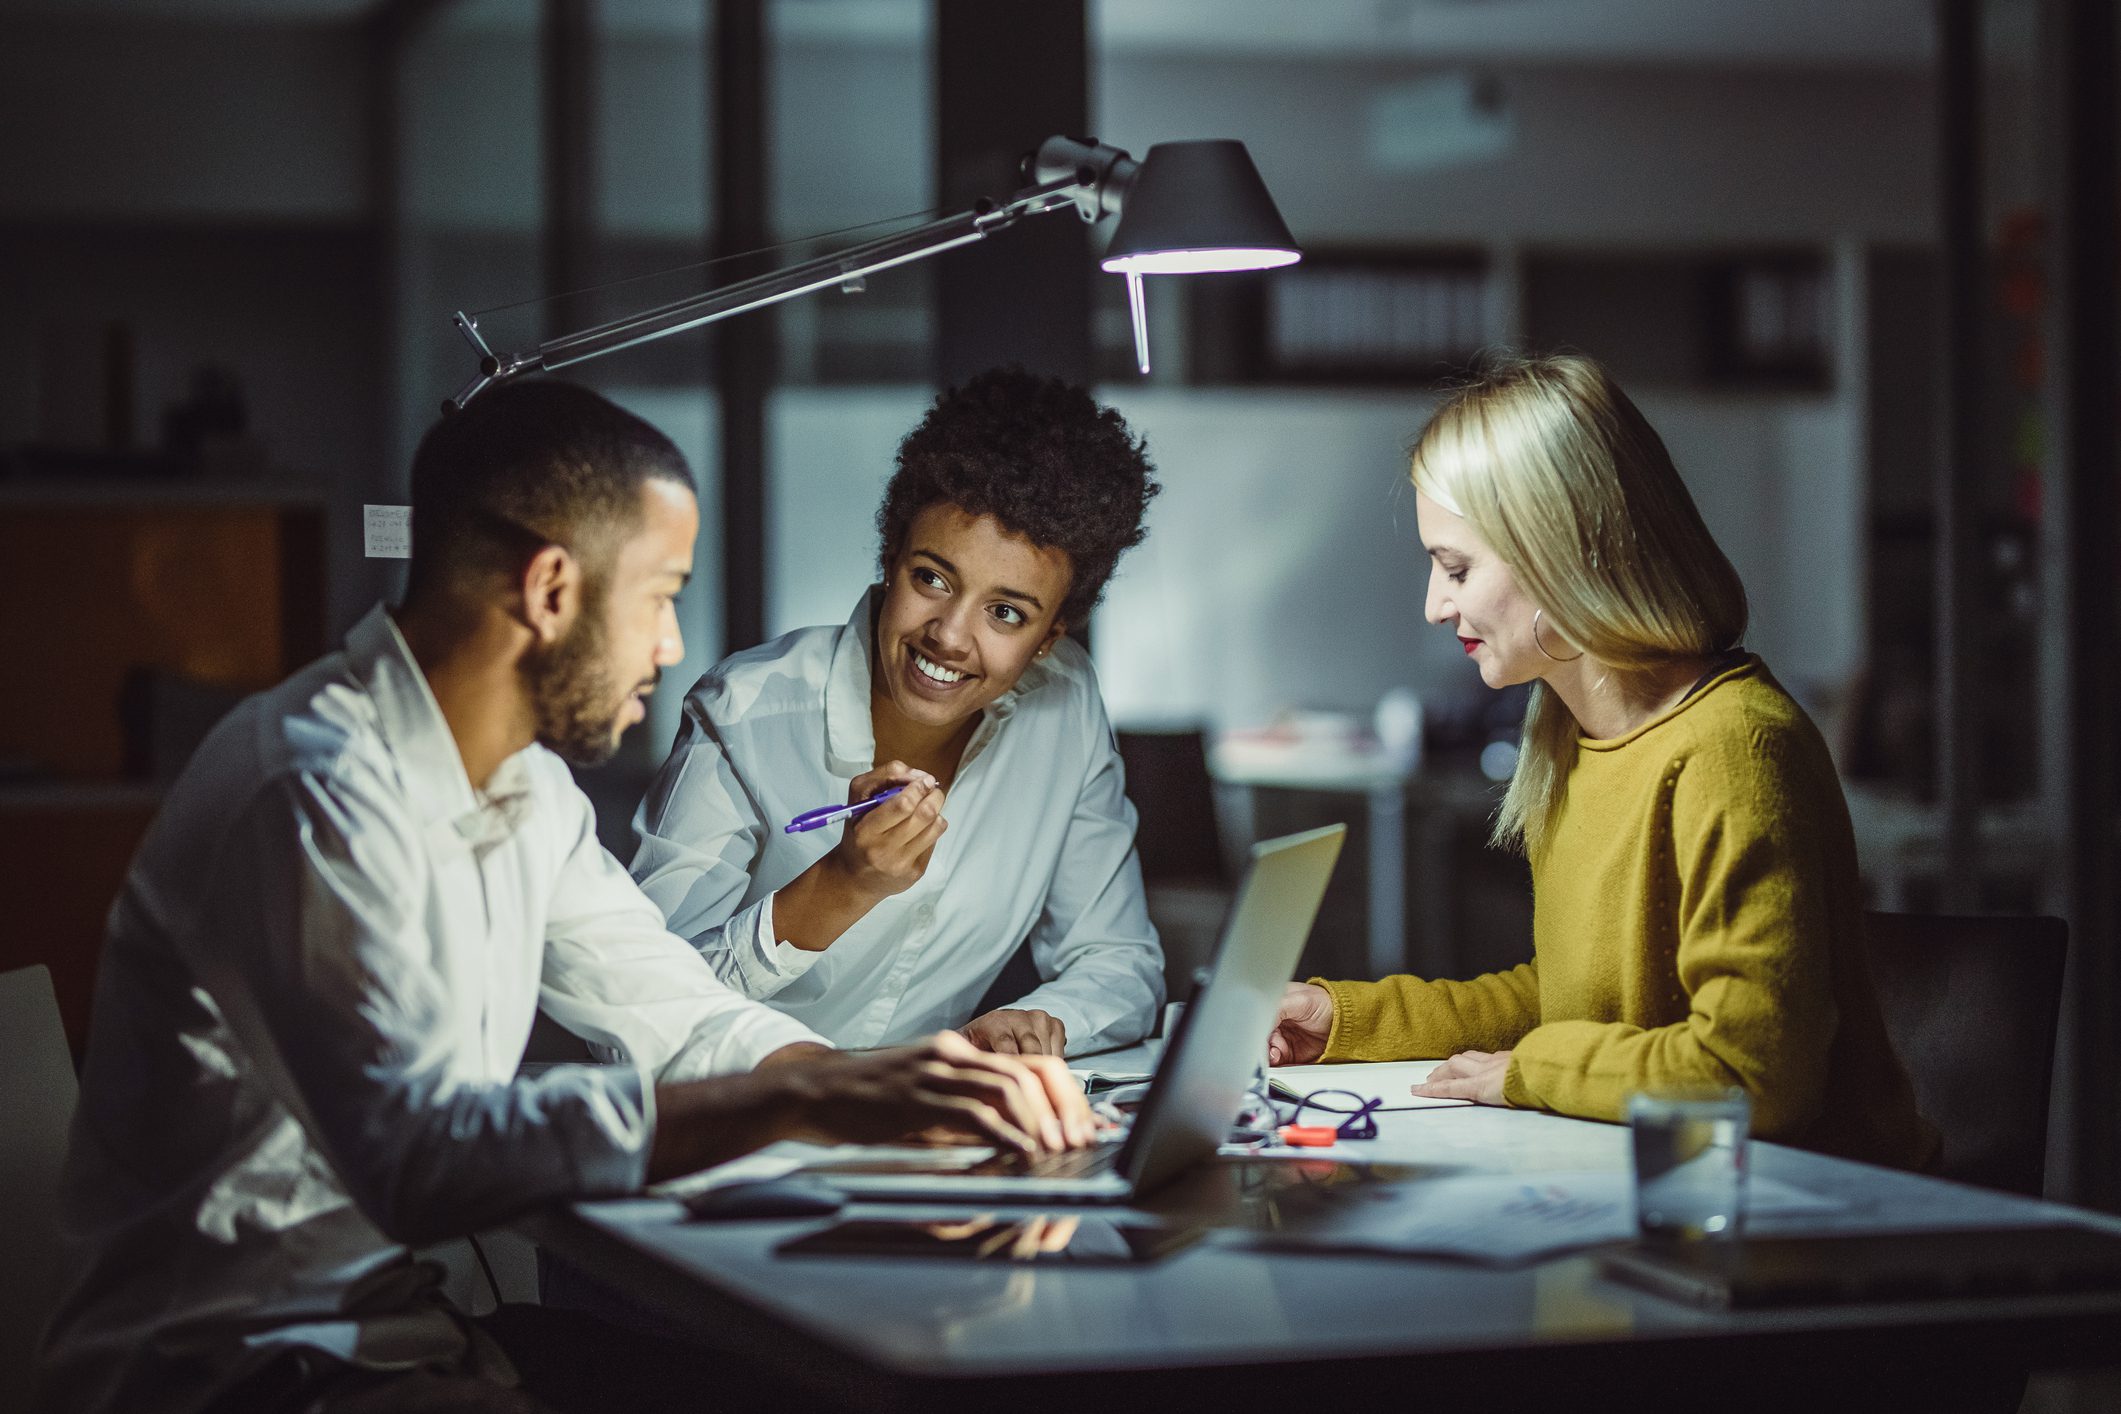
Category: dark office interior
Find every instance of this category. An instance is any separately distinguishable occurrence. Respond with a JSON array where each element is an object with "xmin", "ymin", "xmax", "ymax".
[{"xmin": 3, "ymin": 1, "xmax": 2120, "ymax": 1410}]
